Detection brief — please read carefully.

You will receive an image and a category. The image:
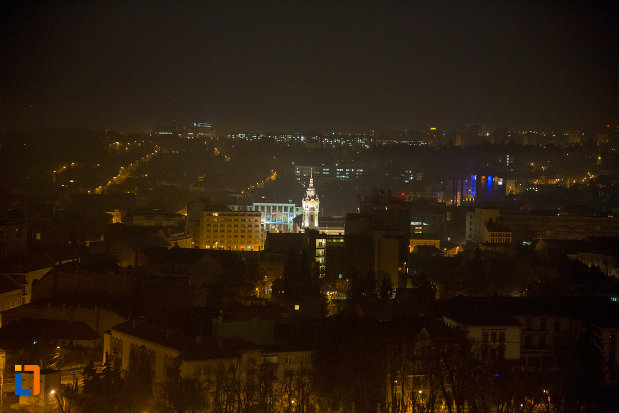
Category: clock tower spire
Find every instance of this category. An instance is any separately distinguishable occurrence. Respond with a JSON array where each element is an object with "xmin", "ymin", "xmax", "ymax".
[{"xmin": 302, "ymin": 169, "xmax": 319, "ymax": 229}]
